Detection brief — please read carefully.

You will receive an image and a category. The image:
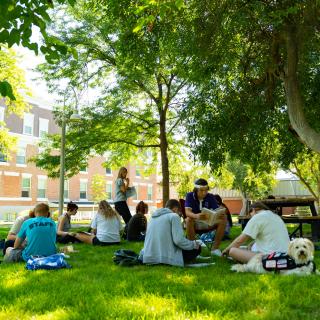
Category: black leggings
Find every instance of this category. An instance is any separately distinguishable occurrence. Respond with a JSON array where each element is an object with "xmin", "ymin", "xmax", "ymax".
[
  {"xmin": 115, "ymin": 201, "xmax": 132, "ymax": 224},
  {"xmin": 56, "ymin": 235, "xmax": 81, "ymax": 244},
  {"xmin": 3, "ymin": 239, "xmax": 14, "ymax": 255},
  {"xmin": 182, "ymin": 247, "xmax": 201, "ymax": 263}
]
